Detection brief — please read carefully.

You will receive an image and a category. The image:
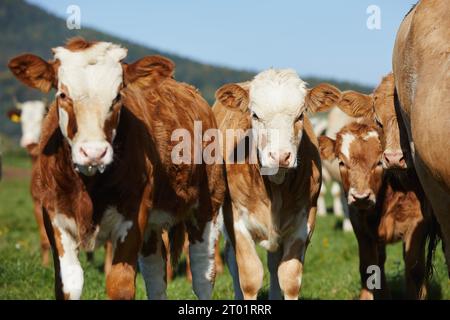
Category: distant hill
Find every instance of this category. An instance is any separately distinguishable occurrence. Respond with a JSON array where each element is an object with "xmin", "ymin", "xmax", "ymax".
[{"xmin": 0, "ymin": 0, "xmax": 372, "ymax": 140}]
